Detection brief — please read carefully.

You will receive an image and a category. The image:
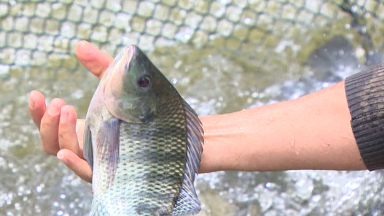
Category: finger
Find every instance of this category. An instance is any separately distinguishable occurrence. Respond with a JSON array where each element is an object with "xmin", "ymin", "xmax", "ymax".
[
  {"xmin": 76, "ymin": 40, "xmax": 113, "ymax": 79},
  {"xmin": 40, "ymin": 98, "xmax": 66, "ymax": 155},
  {"xmin": 57, "ymin": 149, "xmax": 92, "ymax": 183},
  {"xmin": 58, "ymin": 105, "xmax": 81, "ymax": 157},
  {"xmin": 76, "ymin": 119, "xmax": 86, "ymax": 153},
  {"xmin": 29, "ymin": 90, "xmax": 46, "ymax": 129}
]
